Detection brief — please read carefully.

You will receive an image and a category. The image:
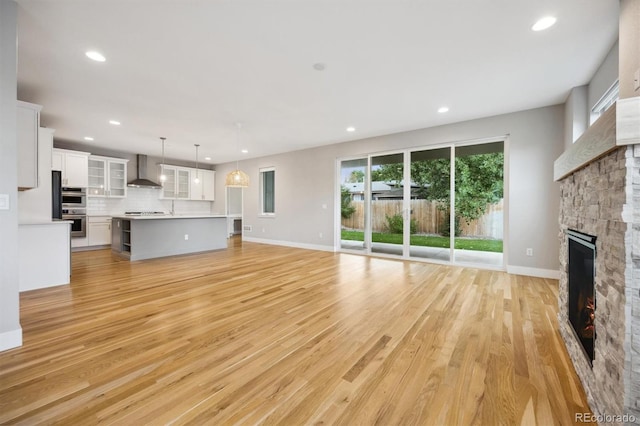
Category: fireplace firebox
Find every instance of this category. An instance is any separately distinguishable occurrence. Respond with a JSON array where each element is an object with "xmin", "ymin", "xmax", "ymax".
[{"xmin": 567, "ymin": 230, "xmax": 596, "ymax": 365}]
